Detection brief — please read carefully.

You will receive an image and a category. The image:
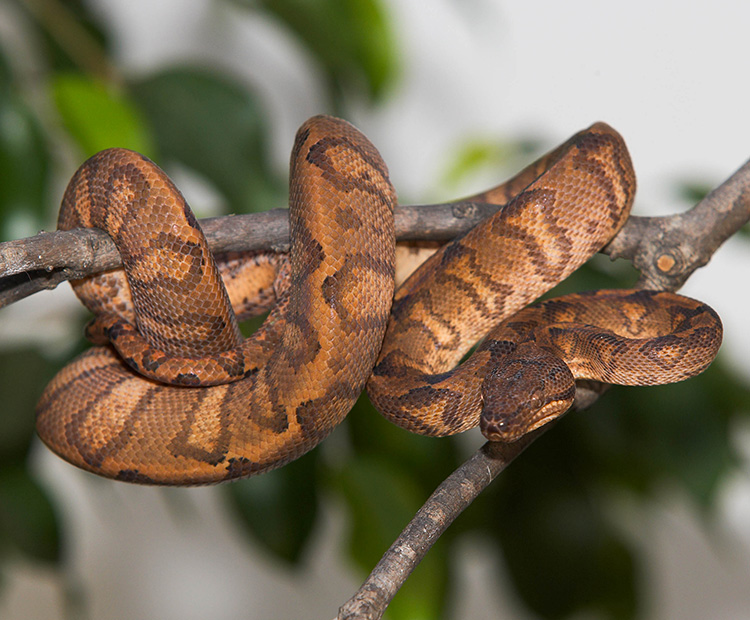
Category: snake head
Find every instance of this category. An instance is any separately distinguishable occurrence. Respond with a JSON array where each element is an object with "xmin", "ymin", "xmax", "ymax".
[{"xmin": 480, "ymin": 342, "xmax": 576, "ymax": 442}]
